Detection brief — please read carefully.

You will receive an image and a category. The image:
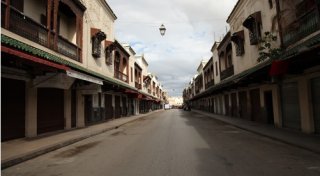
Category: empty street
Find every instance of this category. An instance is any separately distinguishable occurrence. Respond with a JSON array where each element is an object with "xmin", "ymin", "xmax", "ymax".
[{"xmin": 3, "ymin": 110, "xmax": 320, "ymax": 176}]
